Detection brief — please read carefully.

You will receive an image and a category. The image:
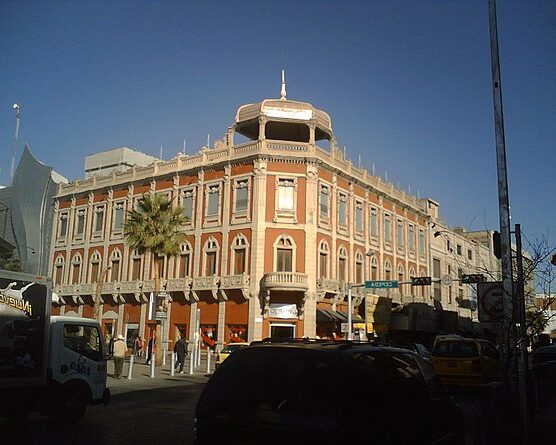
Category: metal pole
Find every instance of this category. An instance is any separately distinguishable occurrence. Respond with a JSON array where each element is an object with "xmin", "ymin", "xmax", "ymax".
[
  {"xmin": 188, "ymin": 343, "xmax": 194, "ymax": 375},
  {"xmin": 170, "ymin": 351, "xmax": 175, "ymax": 376},
  {"xmin": 488, "ymin": 0, "xmax": 514, "ymax": 362},
  {"xmin": 162, "ymin": 348, "xmax": 166, "ymax": 366},
  {"xmin": 347, "ymin": 285, "xmax": 353, "ymax": 340},
  {"xmin": 206, "ymin": 348, "xmax": 211, "ymax": 373},
  {"xmin": 127, "ymin": 354, "xmax": 134, "ymax": 380},
  {"xmin": 150, "ymin": 356, "xmax": 155, "ymax": 378},
  {"xmin": 10, "ymin": 104, "xmax": 20, "ymax": 185},
  {"xmin": 515, "ymin": 224, "xmax": 530, "ymax": 441}
]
